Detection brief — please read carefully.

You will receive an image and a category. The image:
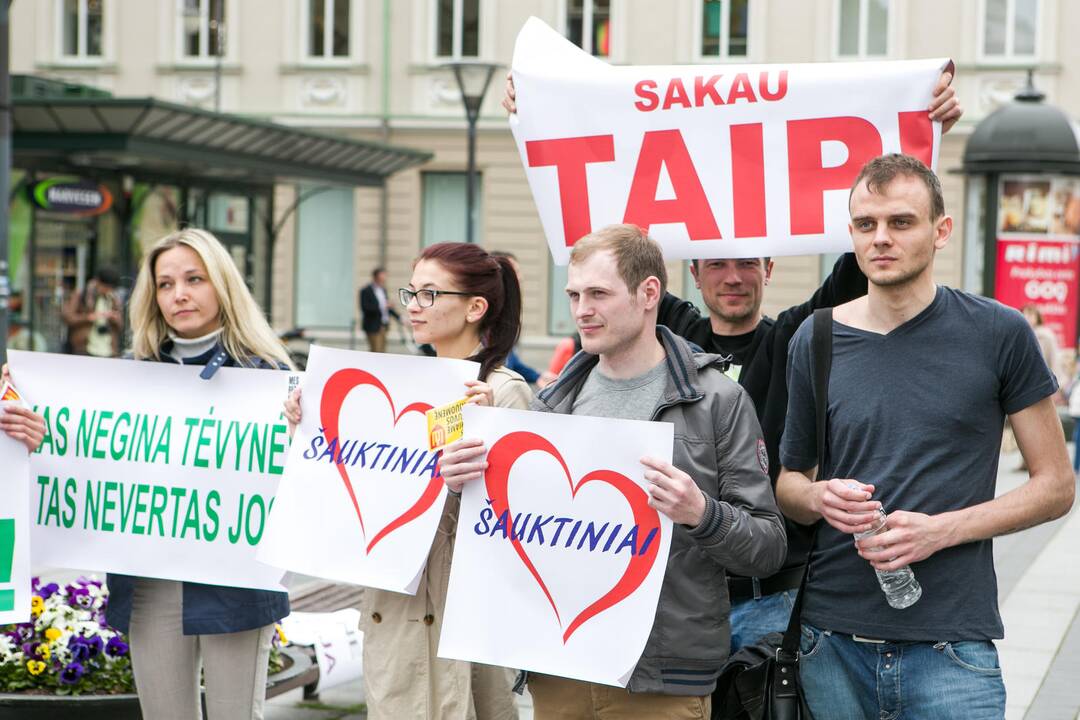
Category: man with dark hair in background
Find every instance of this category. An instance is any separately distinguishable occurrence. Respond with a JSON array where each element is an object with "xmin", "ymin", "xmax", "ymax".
[{"xmin": 360, "ymin": 266, "xmax": 398, "ymax": 353}]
